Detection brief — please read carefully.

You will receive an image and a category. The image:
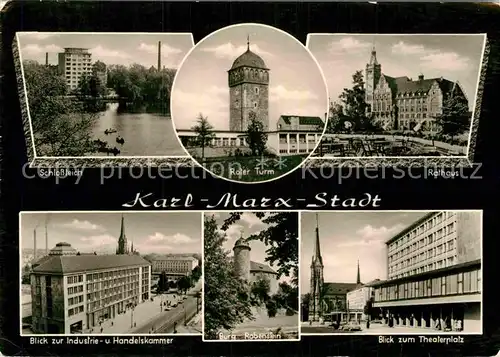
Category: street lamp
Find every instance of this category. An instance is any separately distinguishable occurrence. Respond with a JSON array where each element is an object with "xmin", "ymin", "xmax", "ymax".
[
  {"xmin": 184, "ymin": 305, "xmax": 187, "ymax": 326},
  {"xmin": 130, "ymin": 306, "xmax": 134, "ymax": 328}
]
